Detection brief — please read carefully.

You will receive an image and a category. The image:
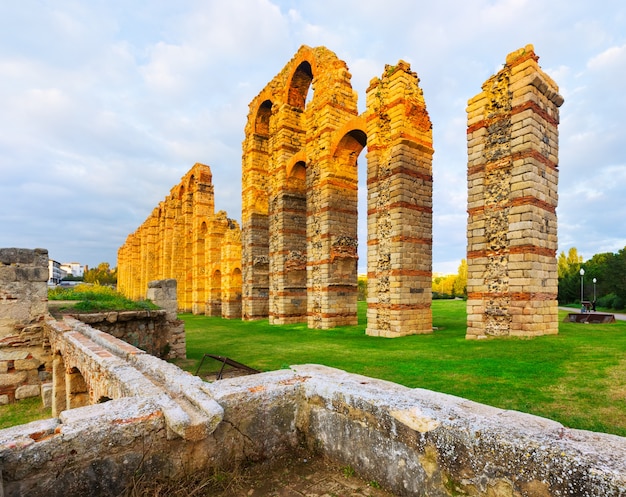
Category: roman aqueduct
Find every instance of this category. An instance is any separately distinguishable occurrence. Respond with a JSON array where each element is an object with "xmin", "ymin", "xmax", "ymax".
[
  {"xmin": 118, "ymin": 43, "xmax": 563, "ymax": 340},
  {"xmin": 2, "ymin": 46, "xmax": 626, "ymax": 497}
]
